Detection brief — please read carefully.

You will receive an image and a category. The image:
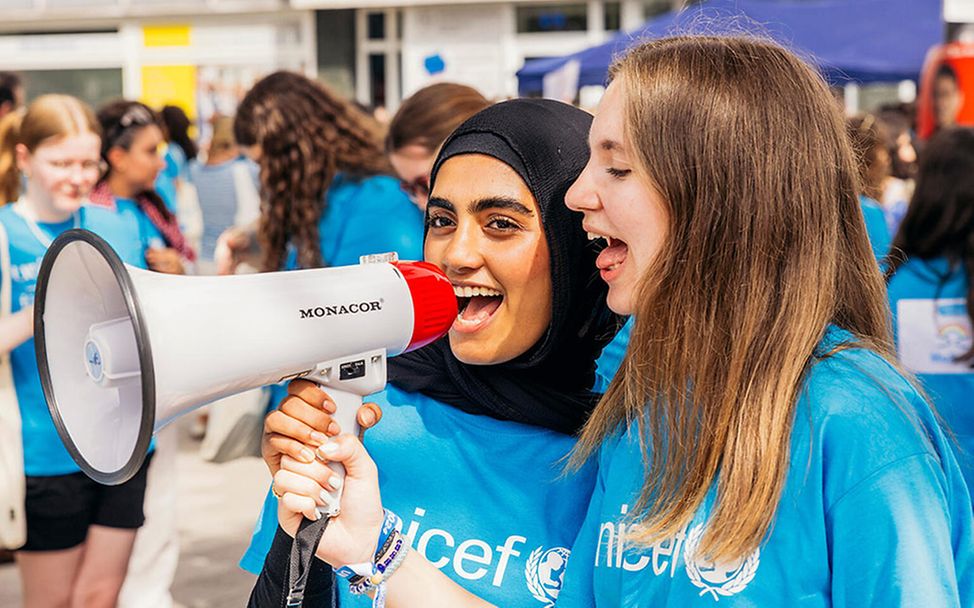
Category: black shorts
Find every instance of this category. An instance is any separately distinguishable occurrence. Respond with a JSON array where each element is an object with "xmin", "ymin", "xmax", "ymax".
[{"xmin": 20, "ymin": 453, "xmax": 153, "ymax": 552}]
